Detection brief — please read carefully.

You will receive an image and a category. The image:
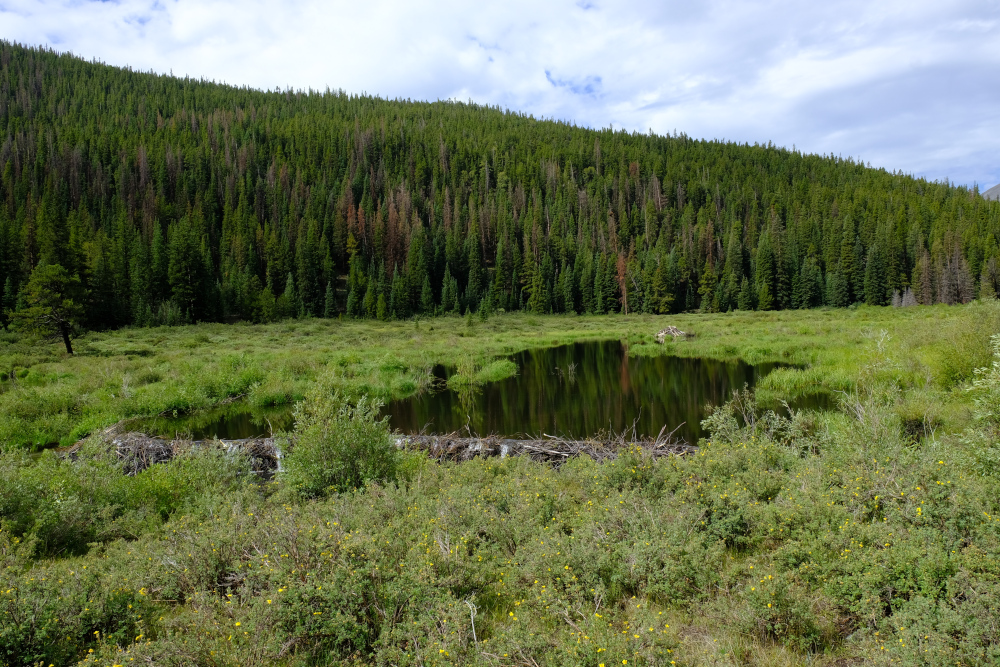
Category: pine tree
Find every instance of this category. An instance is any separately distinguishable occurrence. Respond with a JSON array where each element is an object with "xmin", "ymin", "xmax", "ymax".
[
  {"xmin": 11, "ymin": 263, "xmax": 86, "ymax": 353},
  {"xmin": 363, "ymin": 277, "xmax": 377, "ymax": 318},
  {"xmin": 420, "ymin": 275, "xmax": 435, "ymax": 313},
  {"xmin": 390, "ymin": 267, "xmax": 408, "ymax": 319},
  {"xmin": 755, "ymin": 233, "xmax": 776, "ymax": 310},
  {"xmin": 698, "ymin": 260, "xmax": 718, "ymax": 313},
  {"xmin": 376, "ymin": 293, "xmax": 388, "ymax": 321},
  {"xmin": 323, "ymin": 281, "xmax": 336, "ymax": 318},
  {"xmin": 1, "ymin": 276, "xmax": 15, "ymax": 326},
  {"xmin": 650, "ymin": 259, "xmax": 674, "ymax": 314},
  {"xmin": 168, "ymin": 216, "xmax": 206, "ymax": 321},
  {"xmin": 863, "ymin": 244, "xmax": 888, "ymax": 306},
  {"xmin": 737, "ymin": 276, "xmax": 754, "ymax": 311},
  {"xmin": 527, "ymin": 268, "xmax": 548, "ymax": 314},
  {"xmin": 441, "ymin": 265, "xmax": 455, "ymax": 314},
  {"xmin": 838, "ymin": 216, "xmax": 856, "ymax": 304},
  {"xmin": 37, "ymin": 194, "xmax": 71, "ymax": 271}
]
